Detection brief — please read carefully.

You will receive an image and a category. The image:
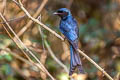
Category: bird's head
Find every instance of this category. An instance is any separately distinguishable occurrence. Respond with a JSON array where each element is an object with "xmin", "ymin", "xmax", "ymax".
[{"xmin": 54, "ymin": 8, "xmax": 71, "ymax": 19}]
